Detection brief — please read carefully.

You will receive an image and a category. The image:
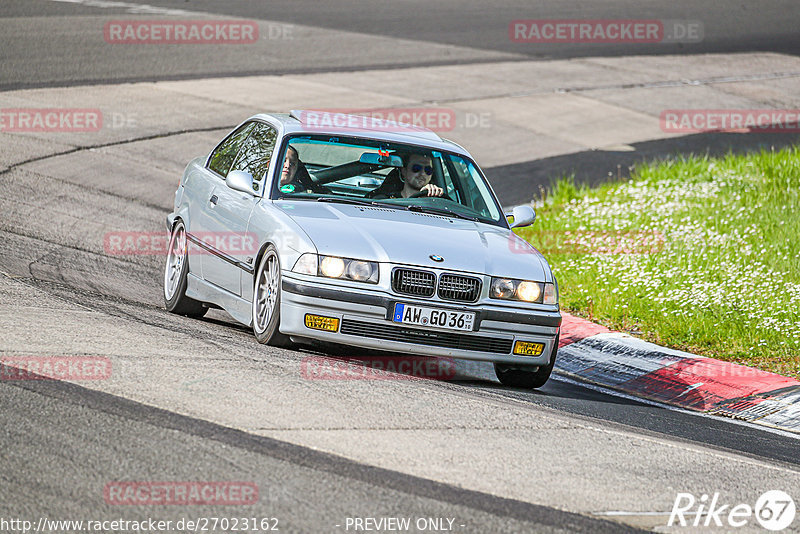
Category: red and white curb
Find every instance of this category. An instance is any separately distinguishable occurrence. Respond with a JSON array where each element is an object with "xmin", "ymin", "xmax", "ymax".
[{"xmin": 557, "ymin": 313, "xmax": 800, "ymax": 434}]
